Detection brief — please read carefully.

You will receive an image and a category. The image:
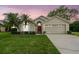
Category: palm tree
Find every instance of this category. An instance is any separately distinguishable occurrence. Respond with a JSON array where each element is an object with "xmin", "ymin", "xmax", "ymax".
[
  {"xmin": 3, "ymin": 13, "xmax": 21, "ymax": 31},
  {"xmin": 20, "ymin": 14, "xmax": 36, "ymax": 33},
  {"xmin": 20, "ymin": 14, "xmax": 30, "ymax": 25},
  {"xmin": 20, "ymin": 14, "xmax": 35, "ymax": 26}
]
